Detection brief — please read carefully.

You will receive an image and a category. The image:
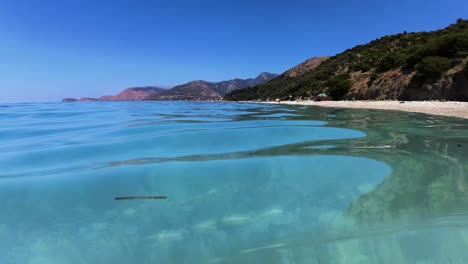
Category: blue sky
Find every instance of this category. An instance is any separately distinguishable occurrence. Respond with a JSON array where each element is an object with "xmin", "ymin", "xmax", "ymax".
[{"xmin": 0, "ymin": 0, "xmax": 466, "ymax": 102}]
